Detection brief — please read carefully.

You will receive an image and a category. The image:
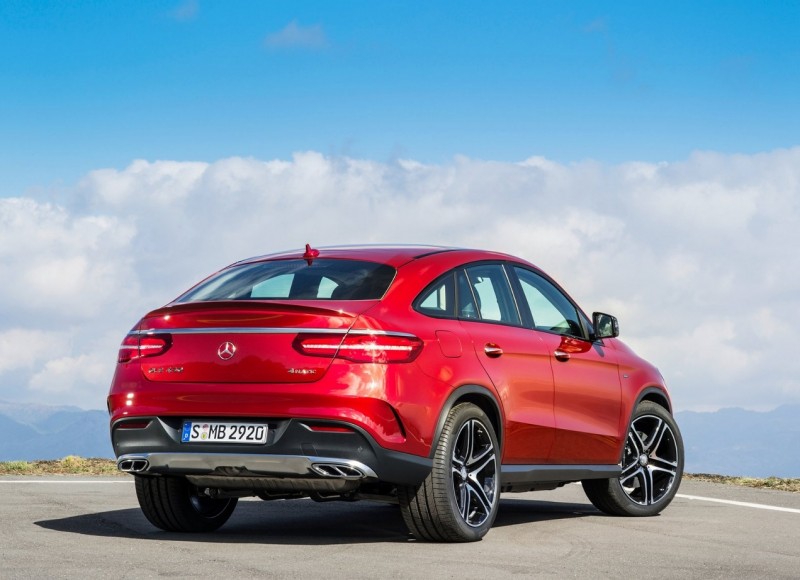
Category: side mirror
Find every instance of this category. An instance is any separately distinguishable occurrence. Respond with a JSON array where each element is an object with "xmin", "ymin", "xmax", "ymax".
[{"xmin": 592, "ymin": 312, "xmax": 619, "ymax": 340}]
